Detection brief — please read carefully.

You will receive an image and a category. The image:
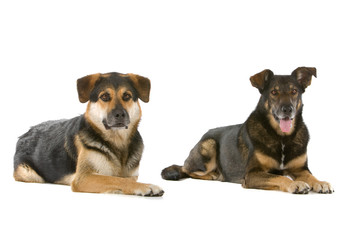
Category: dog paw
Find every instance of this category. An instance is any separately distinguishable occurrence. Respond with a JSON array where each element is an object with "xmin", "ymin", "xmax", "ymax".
[
  {"xmin": 288, "ymin": 181, "xmax": 311, "ymax": 194},
  {"xmin": 312, "ymin": 181, "xmax": 334, "ymax": 194},
  {"xmin": 134, "ymin": 184, "xmax": 164, "ymax": 197}
]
